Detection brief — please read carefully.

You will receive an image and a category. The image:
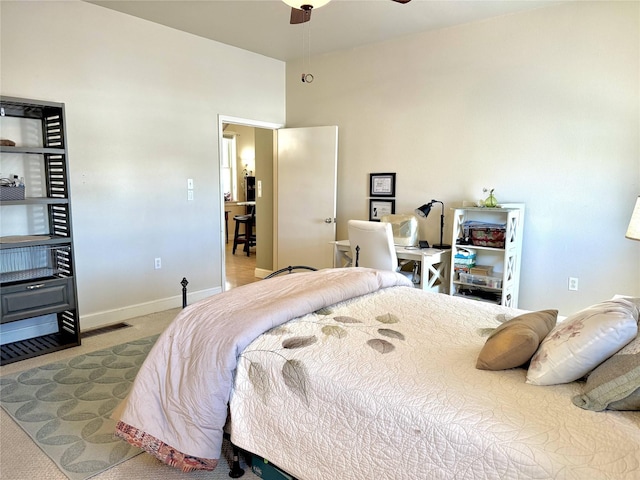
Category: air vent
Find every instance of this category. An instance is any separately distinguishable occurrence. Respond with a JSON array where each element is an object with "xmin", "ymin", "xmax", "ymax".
[{"xmin": 81, "ymin": 322, "xmax": 131, "ymax": 339}]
